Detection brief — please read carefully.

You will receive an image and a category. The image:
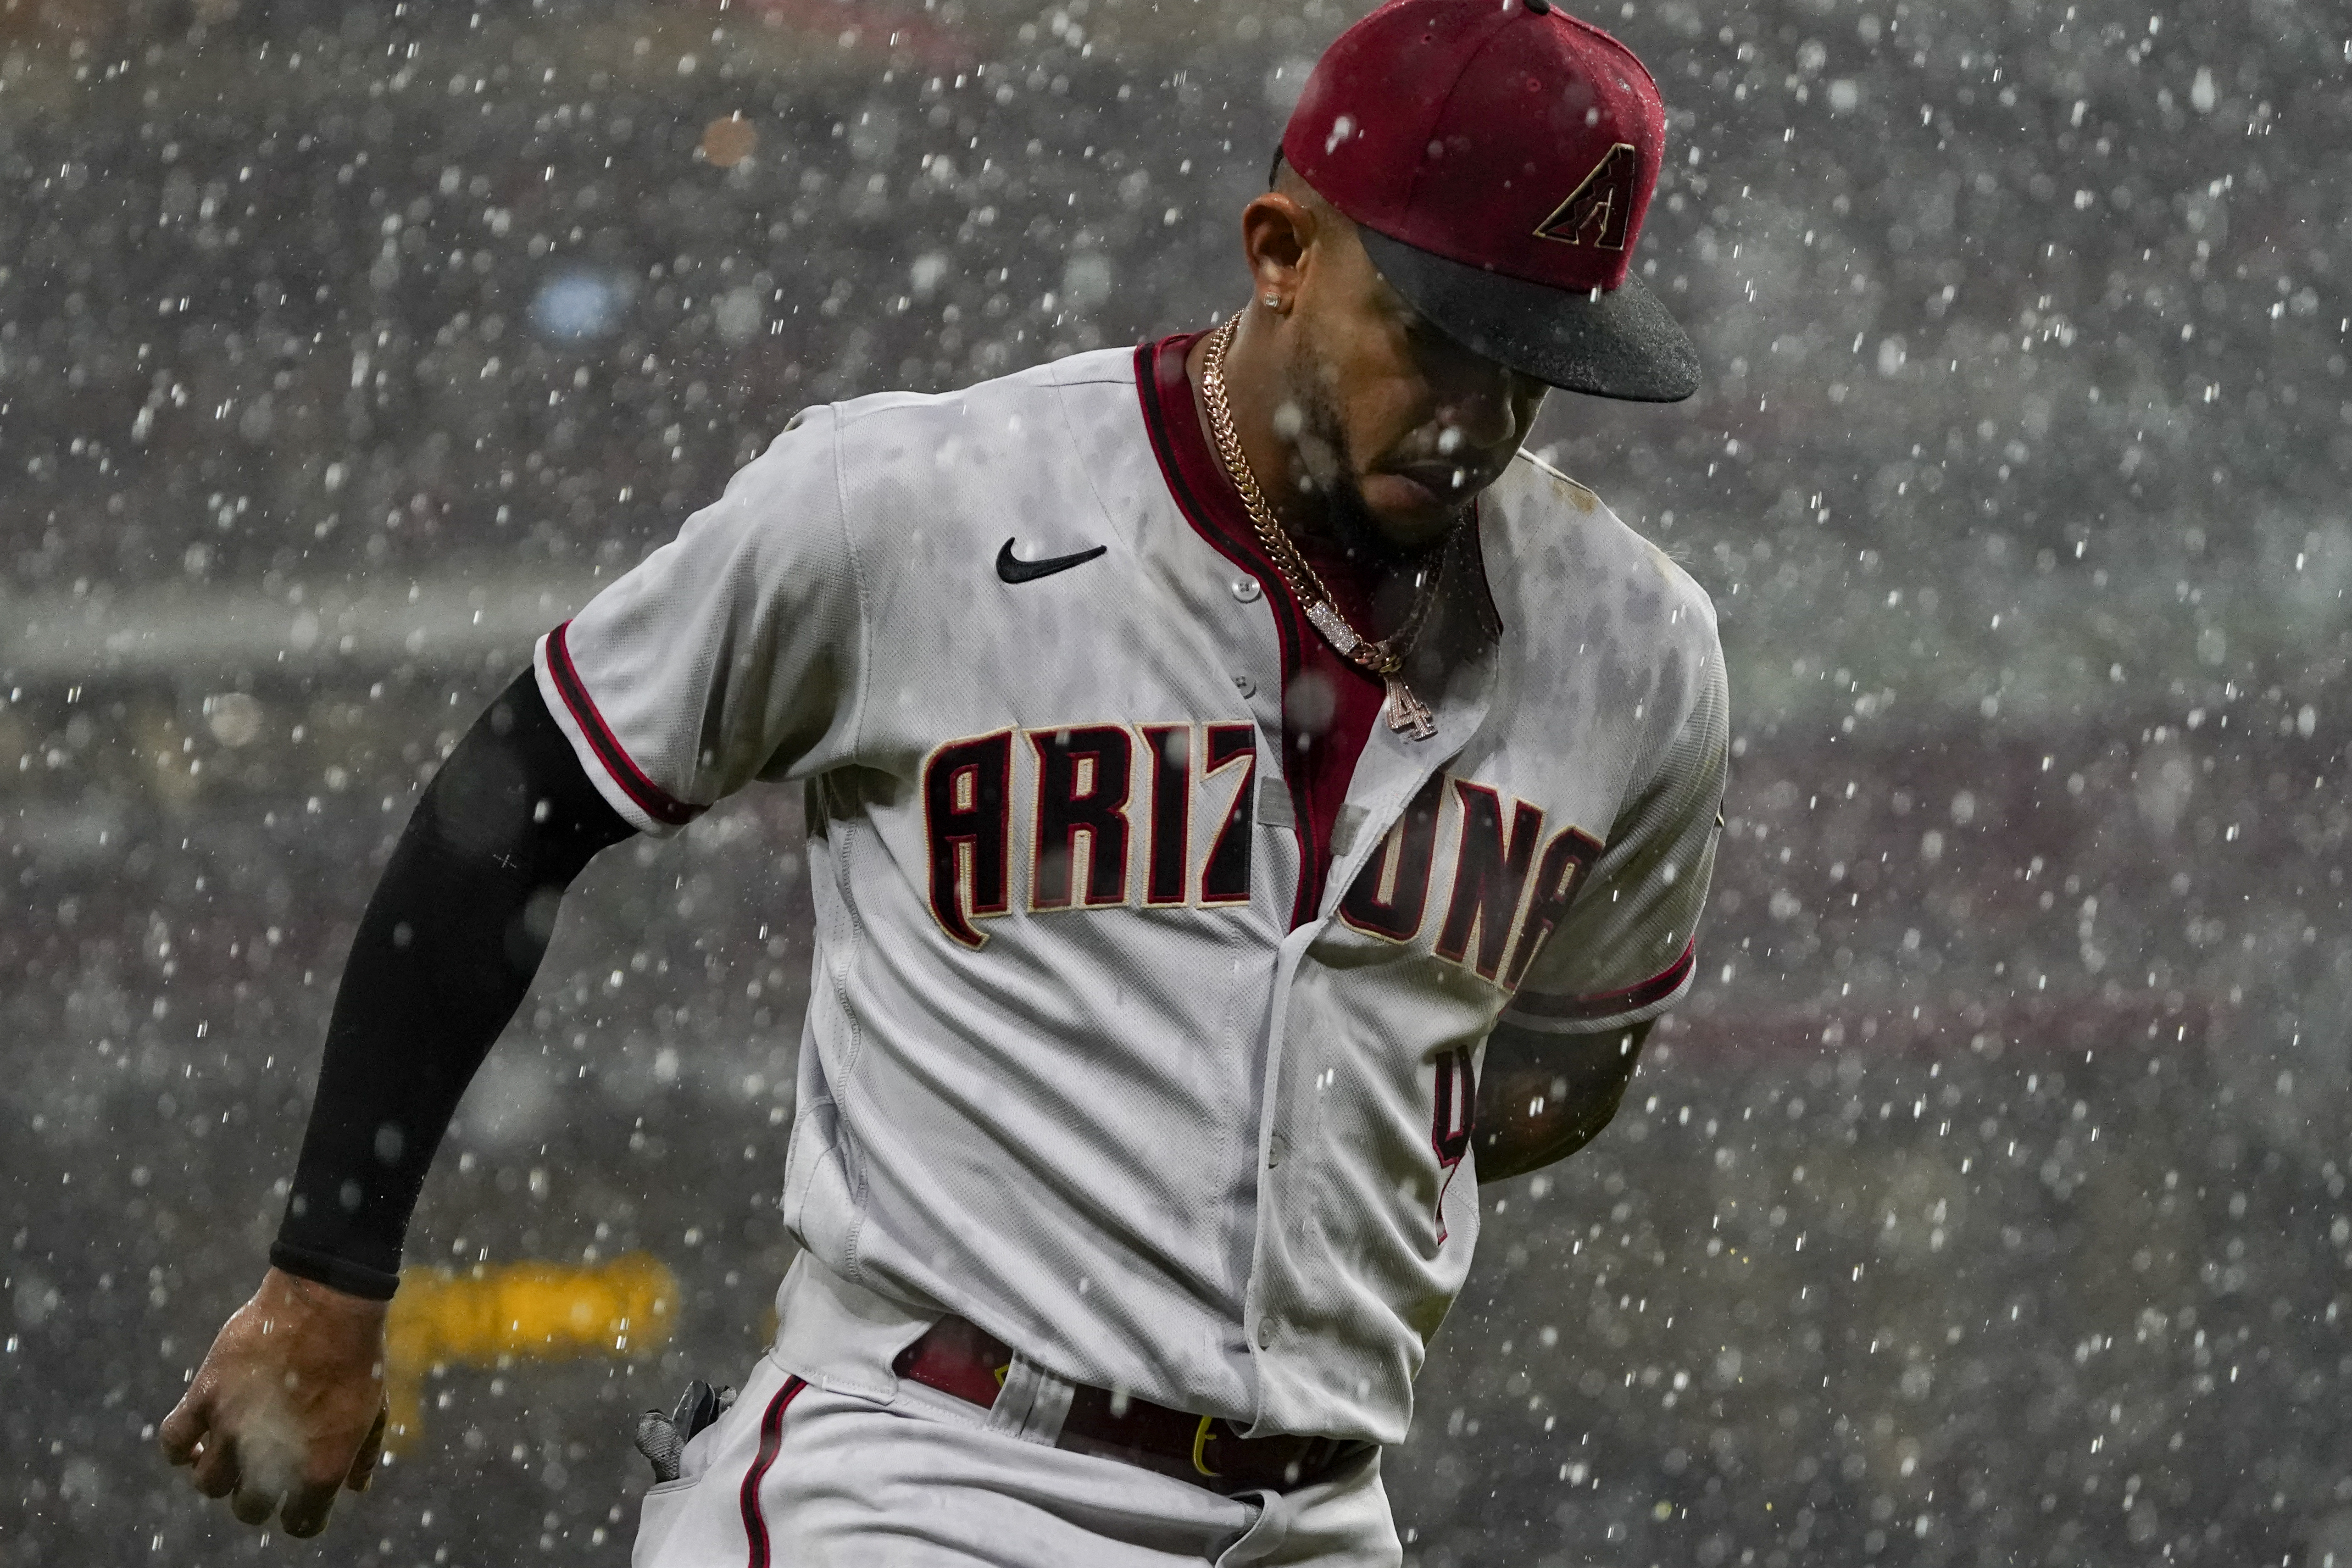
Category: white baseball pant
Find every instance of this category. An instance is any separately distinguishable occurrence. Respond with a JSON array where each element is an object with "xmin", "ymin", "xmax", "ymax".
[
  {"xmin": 630, "ymin": 1259, "xmax": 1401, "ymax": 1568},
  {"xmin": 629, "ymin": 1352, "xmax": 1401, "ymax": 1568}
]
